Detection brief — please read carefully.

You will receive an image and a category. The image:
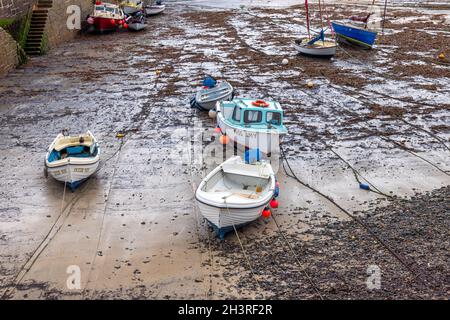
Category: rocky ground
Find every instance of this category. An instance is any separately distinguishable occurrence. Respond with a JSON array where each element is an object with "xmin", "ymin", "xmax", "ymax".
[{"xmin": 0, "ymin": 1, "xmax": 448, "ymax": 299}]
